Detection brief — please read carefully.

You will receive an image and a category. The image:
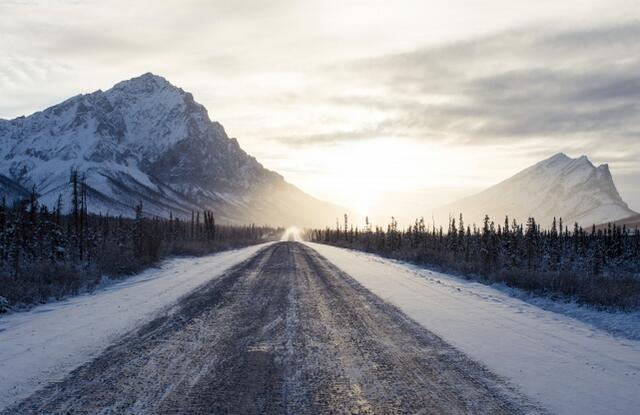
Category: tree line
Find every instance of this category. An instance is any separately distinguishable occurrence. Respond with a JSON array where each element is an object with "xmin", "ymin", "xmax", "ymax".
[
  {"xmin": 306, "ymin": 214, "xmax": 640, "ymax": 310},
  {"xmin": 0, "ymin": 171, "xmax": 281, "ymax": 310}
]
